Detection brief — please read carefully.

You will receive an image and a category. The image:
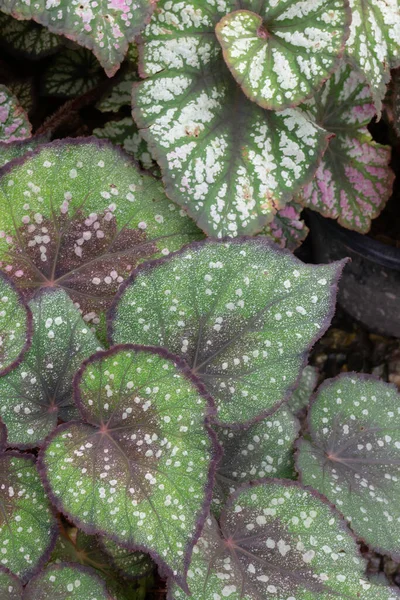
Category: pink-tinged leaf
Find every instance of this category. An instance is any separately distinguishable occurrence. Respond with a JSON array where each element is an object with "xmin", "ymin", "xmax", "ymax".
[
  {"xmin": 299, "ymin": 63, "xmax": 394, "ymax": 232},
  {"xmin": 0, "ymin": 85, "xmax": 31, "ymax": 143},
  {"xmin": 0, "ymin": 0, "xmax": 156, "ymax": 77},
  {"xmin": 261, "ymin": 201, "xmax": 308, "ymax": 250}
]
